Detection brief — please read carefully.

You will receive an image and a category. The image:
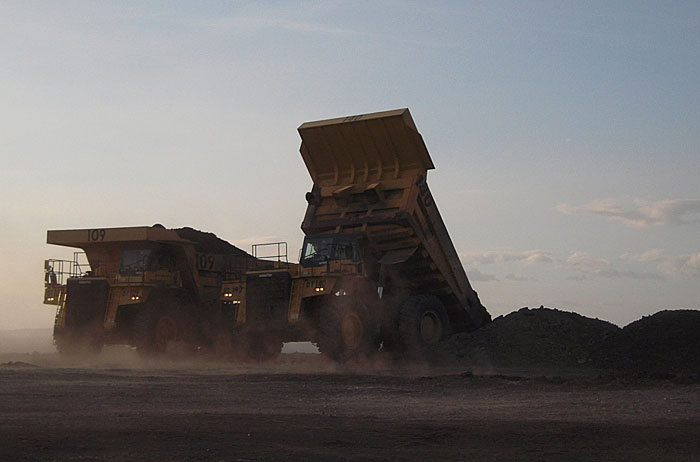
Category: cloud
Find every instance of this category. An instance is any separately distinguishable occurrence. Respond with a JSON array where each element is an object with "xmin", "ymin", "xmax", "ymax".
[
  {"xmin": 566, "ymin": 273, "xmax": 591, "ymax": 281},
  {"xmin": 624, "ymin": 248, "xmax": 665, "ymax": 262},
  {"xmin": 623, "ymin": 249, "xmax": 700, "ymax": 278},
  {"xmin": 567, "ymin": 268, "xmax": 663, "ymax": 281},
  {"xmin": 555, "ymin": 198, "xmax": 700, "ymax": 227},
  {"xmin": 504, "ymin": 273, "xmax": 532, "ymax": 281},
  {"xmin": 462, "ymin": 246, "xmax": 700, "ymax": 281},
  {"xmin": 460, "ymin": 249, "xmax": 553, "ymax": 266},
  {"xmin": 689, "ymin": 253, "xmax": 700, "ymax": 269},
  {"xmin": 594, "ymin": 269, "xmax": 662, "ymax": 280},
  {"xmin": 467, "ymin": 268, "xmax": 498, "ymax": 282},
  {"xmin": 566, "ymin": 251, "xmax": 609, "ymax": 267}
]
